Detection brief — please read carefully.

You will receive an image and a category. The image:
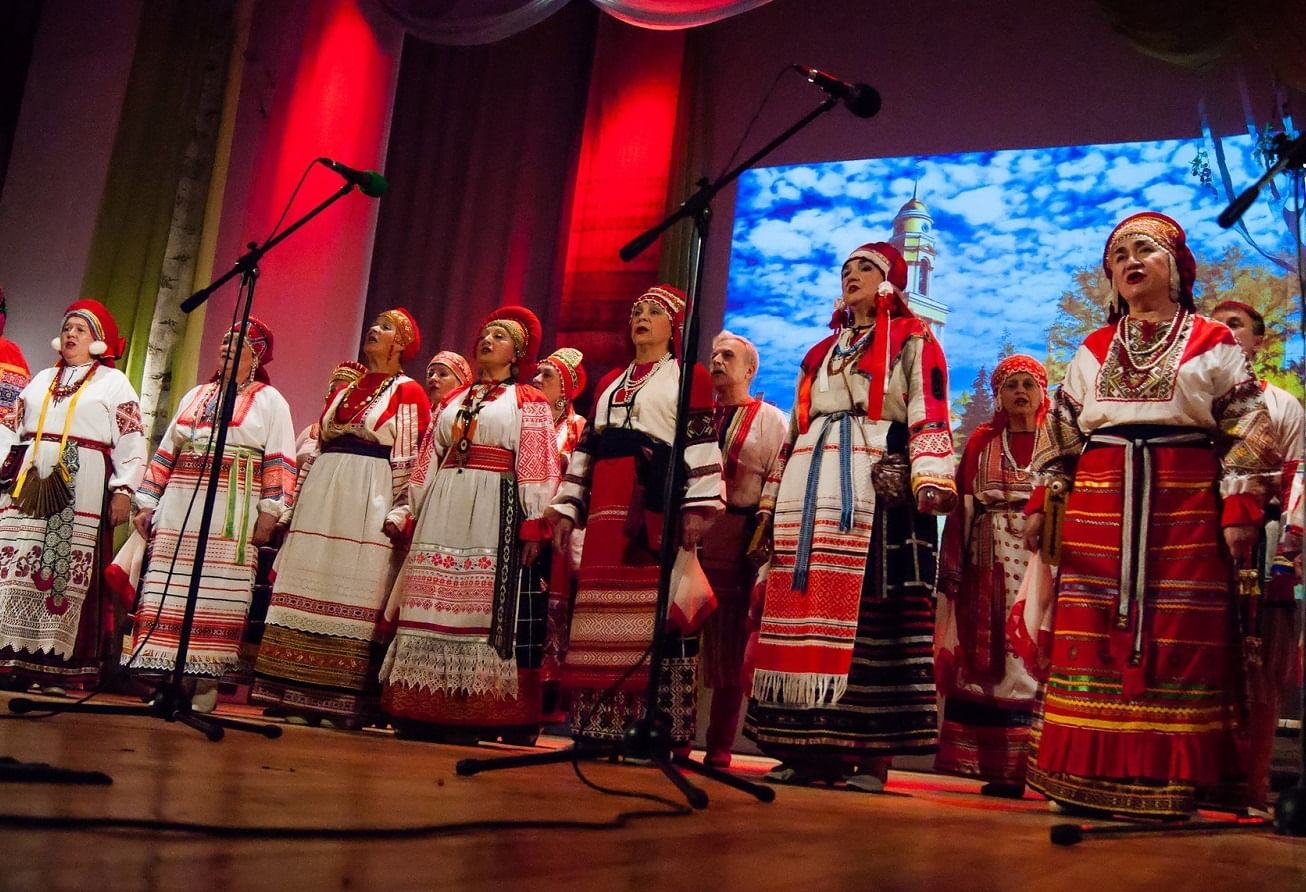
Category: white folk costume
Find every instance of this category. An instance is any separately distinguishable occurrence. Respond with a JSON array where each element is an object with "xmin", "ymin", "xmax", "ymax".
[
  {"xmin": 253, "ymin": 308, "xmax": 430, "ymax": 726},
  {"xmin": 745, "ymin": 243, "xmax": 955, "ymax": 774},
  {"xmin": 380, "ymin": 306, "xmax": 560, "ymax": 741},
  {"xmin": 536, "ymin": 347, "xmax": 588, "ymax": 705},
  {"xmin": 1025, "ymin": 213, "xmax": 1280, "ymax": 818},
  {"xmin": 935, "ymin": 355, "xmax": 1049, "ymax": 788},
  {"xmin": 119, "ymin": 318, "xmax": 297, "ymax": 677},
  {"xmin": 556, "ymin": 285, "xmax": 725, "ymax": 745},
  {"xmin": 0, "ymin": 300, "xmax": 146, "ymax": 688},
  {"xmin": 700, "ymin": 392, "xmax": 786, "ymax": 765}
]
